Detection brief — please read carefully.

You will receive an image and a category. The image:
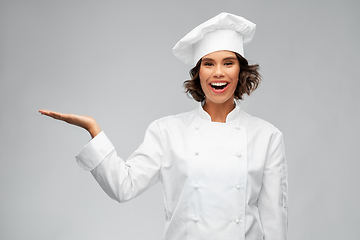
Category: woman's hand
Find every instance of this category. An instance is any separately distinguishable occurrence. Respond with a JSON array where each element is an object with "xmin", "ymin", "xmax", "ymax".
[{"xmin": 39, "ymin": 109, "xmax": 101, "ymax": 138}]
